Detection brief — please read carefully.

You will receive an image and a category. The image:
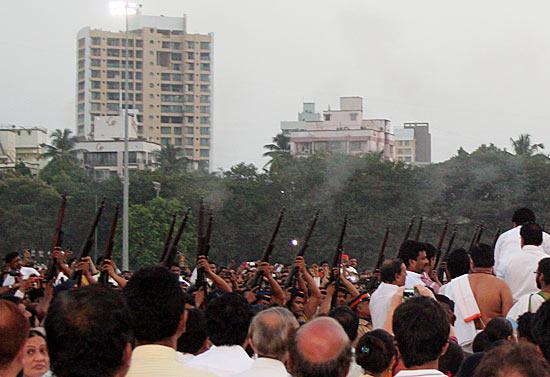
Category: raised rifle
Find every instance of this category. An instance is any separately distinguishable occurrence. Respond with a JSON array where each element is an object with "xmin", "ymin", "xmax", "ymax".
[
  {"xmin": 99, "ymin": 204, "xmax": 120, "ymax": 286},
  {"xmin": 475, "ymin": 224, "xmax": 484, "ymax": 244},
  {"xmin": 160, "ymin": 208, "xmax": 191, "ymax": 268},
  {"xmin": 198, "ymin": 213, "xmax": 213, "ymax": 294},
  {"xmin": 284, "ymin": 209, "xmax": 320, "ymax": 289},
  {"xmin": 330, "ymin": 215, "xmax": 348, "ymax": 309},
  {"xmin": 158, "ymin": 213, "xmax": 177, "ymax": 263},
  {"xmin": 46, "ymin": 193, "xmax": 67, "ymax": 282},
  {"xmin": 468, "ymin": 224, "xmax": 481, "ymax": 251},
  {"xmin": 415, "ymin": 216, "xmax": 424, "ymax": 241},
  {"xmin": 492, "ymin": 227, "xmax": 501, "ymax": 250},
  {"xmin": 195, "ymin": 201, "xmax": 207, "ymax": 290},
  {"xmin": 74, "ymin": 198, "xmax": 106, "ymax": 286},
  {"xmin": 437, "ymin": 227, "xmax": 457, "ymax": 282},
  {"xmin": 433, "ymin": 220, "xmax": 449, "ymax": 270},
  {"xmin": 253, "ymin": 208, "xmax": 285, "ymax": 287},
  {"xmin": 372, "ymin": 226, "xmax": 390, "ymax": 274}
]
